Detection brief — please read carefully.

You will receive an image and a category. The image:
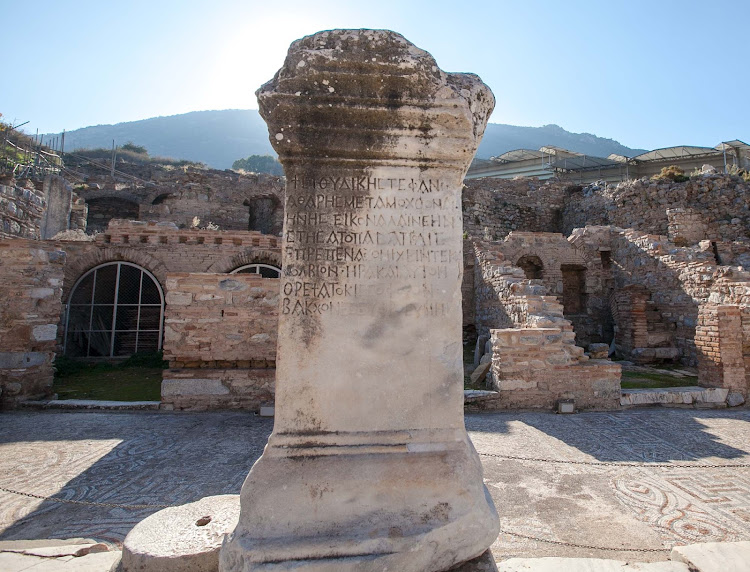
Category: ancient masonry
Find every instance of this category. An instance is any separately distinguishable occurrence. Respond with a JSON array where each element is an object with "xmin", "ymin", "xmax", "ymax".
[
  {"xmin": 219, "ymin": 28, "xmax": 499, "ymax": 572},
  {"xmin": 2, "ymin": 82, "xmax": 750, "ymax": 414}
]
